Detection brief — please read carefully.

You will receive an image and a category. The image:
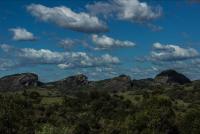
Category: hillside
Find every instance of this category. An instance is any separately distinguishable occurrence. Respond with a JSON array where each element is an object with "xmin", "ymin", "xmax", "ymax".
[{"xmin": 0, "ymin": 70, "xmax": 200, "ymax": 134}]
